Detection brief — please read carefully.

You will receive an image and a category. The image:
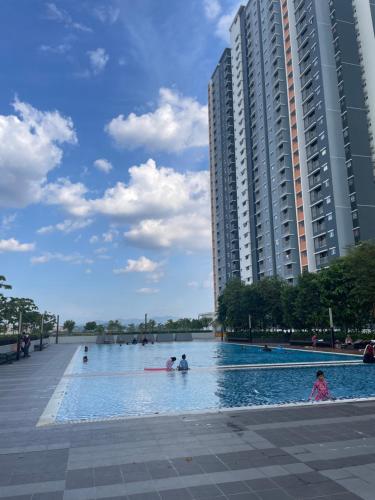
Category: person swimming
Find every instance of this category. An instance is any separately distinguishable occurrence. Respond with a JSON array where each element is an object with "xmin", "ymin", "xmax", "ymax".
[
  {"xmin": 84, "ymin": 346, "xmax": 88, "ymax": 352},
  {"xmin": 309, "ymin": 370, "xmax": 332, "ymax": 401},
  {"xmin": 262, "ymin": 344, "xmax": 272, "ymax": 352},
  {"xmin": 83, "ymin": 355, "xmax": 88, "ymax": 363}
]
